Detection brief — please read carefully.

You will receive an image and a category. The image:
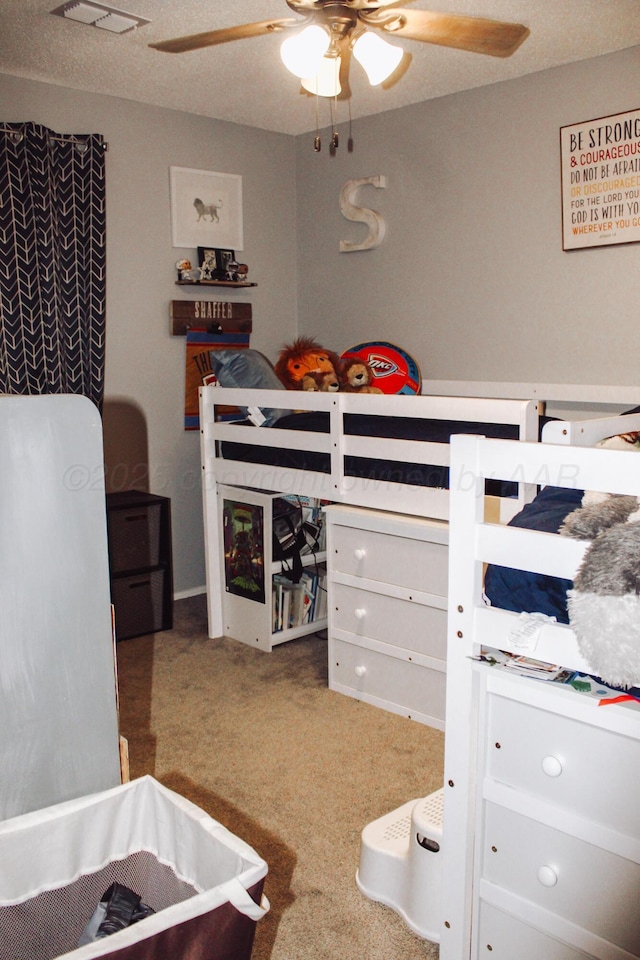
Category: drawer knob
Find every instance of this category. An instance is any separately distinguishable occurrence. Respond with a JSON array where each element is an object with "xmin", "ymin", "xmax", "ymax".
[
  {"xmin": 354, "ymin": 608, "xmax": 366, "ymax": 620},
  {"xmin": 354, "ymin": 665, "xmax": 367, "ymax": 678},
  {"xmin": 541, "ymin": 755, "xmax": 563, "ymax": 778},
  {"xmin": 354, "ymin": 548, "xmax": 366, "ymax": 561},
  {"xmin": 537, "ymin": 865, "xmax": 558, "ymax": 887}
]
